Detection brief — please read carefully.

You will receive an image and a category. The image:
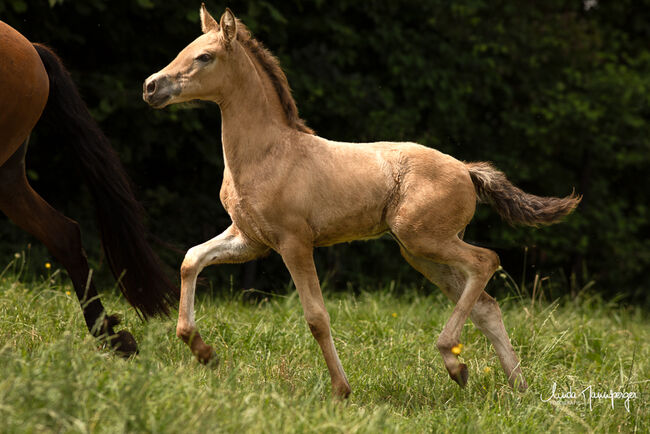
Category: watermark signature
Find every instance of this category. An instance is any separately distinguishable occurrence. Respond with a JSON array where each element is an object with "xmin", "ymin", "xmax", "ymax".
[{"xmin": 540, "ymin": 382, "xmax": 637, "ymax": 412}]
